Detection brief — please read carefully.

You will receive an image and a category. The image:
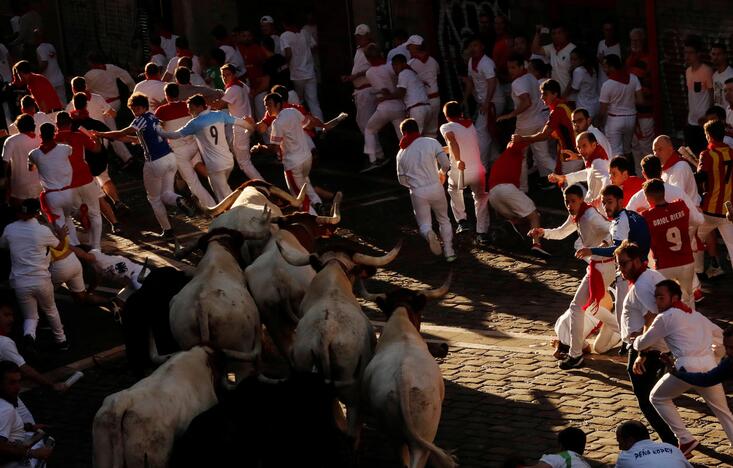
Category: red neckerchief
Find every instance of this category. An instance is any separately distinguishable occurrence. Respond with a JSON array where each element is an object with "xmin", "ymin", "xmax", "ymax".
[
  {"xmin": 21, "ymin": 107, "xmax": 35, "ymax": 115},
  {"xmin": 225, "ymin": 80, "xmax": 245, "ymax": 89},
  {"xmin": 573, "ymin": 202, "xmax": 592, "ymax": 224},
  {"xmin": 21, "ymin": 131, "xmax": 36, "ymax": 139},
  {"xmin": 708, "ymin": 140, "xmax": 729, "ymax": 150},
  {"xmin": 547, "ymin": 98, "xmax": 565, "ymax": 112},
  {"xmin": 585, "ymin": 145, "xmax": 608, "ymax": 168},
  {"xmin": 150, "ymin": 45, "xmax": 165, "ymax": 56},
  {"xmin": 446, "ymin": 116, "xmax": 473, "ymax": 128},
  {"xmin": 470, "ymin": 56, "xmax": 481, "ymax": 72},
  {"xmin": 177, "ymin": 49, "xmax": 193, "ymax": 58},
  {"xmin": 671, "ymin": 301, "xmax": 692, "ymax": 313},
  {"xmin": 39, "ymin": 141, "xmax": 56, "ymax": 153},
  {"xmin": 608, "ymin": 70, "xmax": 630, "ymax": 85},
  {"xmin": 414, "ymin": 52, "xmax": 429, "ymax": 64},
  {"xmin": 399, "ymin": 131, "xmax": 421, "ymax": 149},
  {"xmin": 71, "ymin": 109, "xmax": 89, "ymax": 120},
  {"xmin": 662, "ymin": 152, "xmax": 683, "ymax": 171}
]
